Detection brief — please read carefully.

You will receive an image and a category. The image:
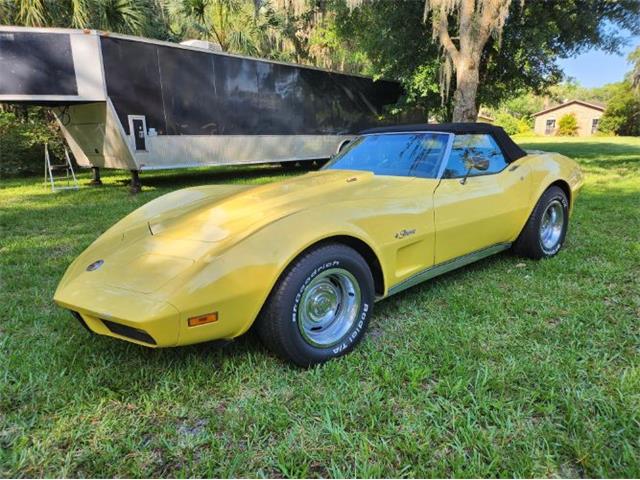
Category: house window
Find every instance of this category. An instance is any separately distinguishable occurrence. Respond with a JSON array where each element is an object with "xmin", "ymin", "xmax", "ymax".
[
  {"xmin": 592, "ymin": 118, "xmax": 600, "ymax": 134},
  {"xmin": 545, "ymin": 119, "xmax": 556, "ymax": 135}
]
